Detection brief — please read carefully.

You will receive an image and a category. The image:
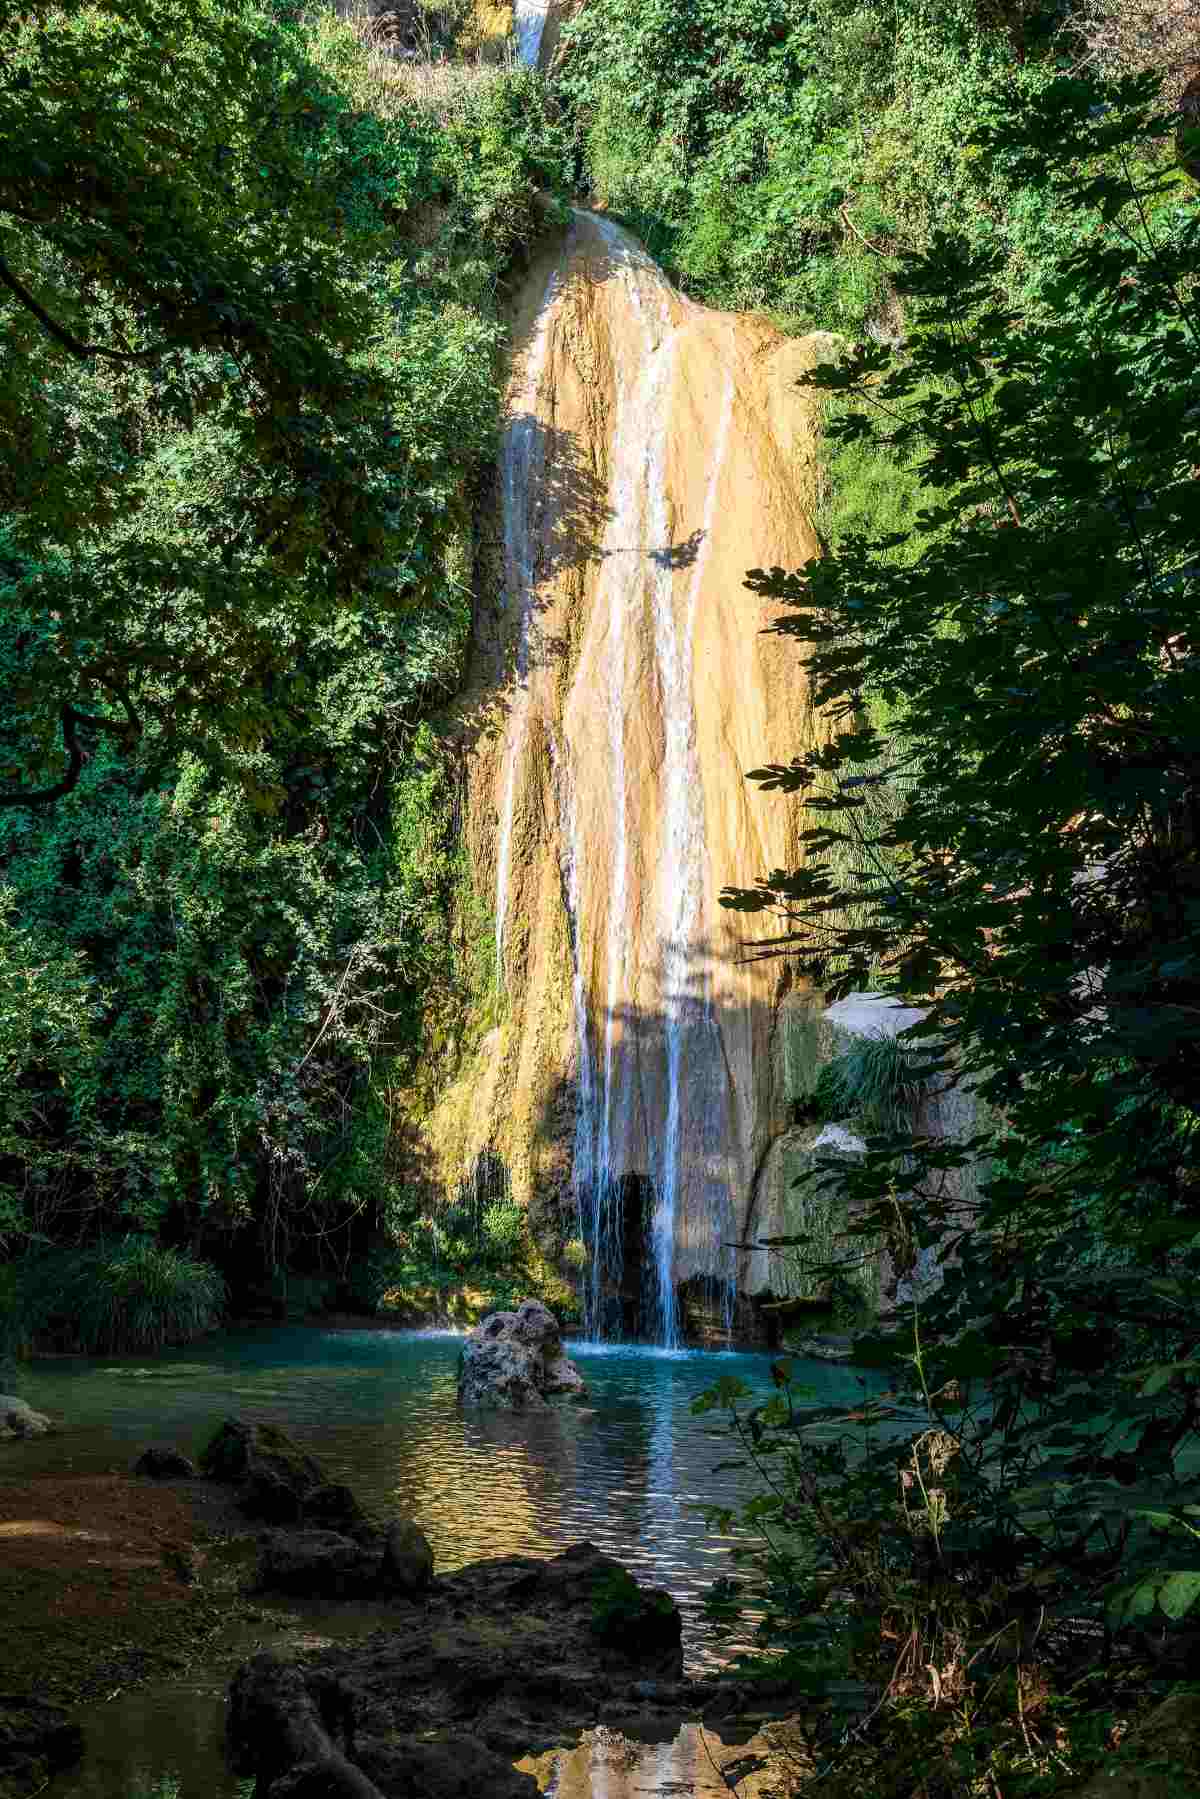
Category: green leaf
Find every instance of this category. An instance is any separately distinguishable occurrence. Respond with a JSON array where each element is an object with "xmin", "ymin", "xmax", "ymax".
[{"xmin": 1157, "ymin": 1571, "xmax": 1200, "ymax": 1621}]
